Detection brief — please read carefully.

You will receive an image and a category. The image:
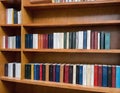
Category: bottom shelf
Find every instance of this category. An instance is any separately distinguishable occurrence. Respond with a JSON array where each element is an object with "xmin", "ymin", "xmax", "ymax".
[{"xmin": 0, "ymin": 77, "xmax": 120, "ymax": 93}]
